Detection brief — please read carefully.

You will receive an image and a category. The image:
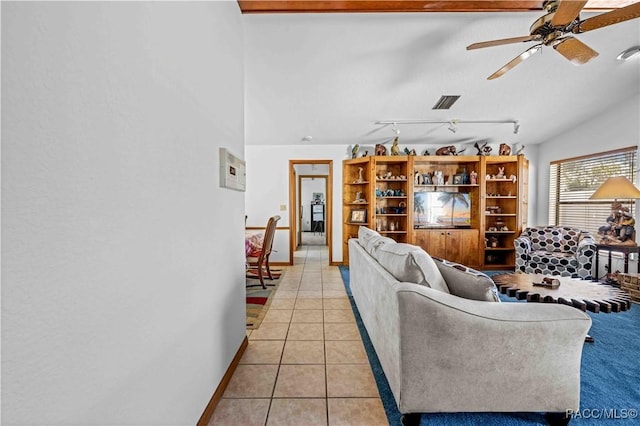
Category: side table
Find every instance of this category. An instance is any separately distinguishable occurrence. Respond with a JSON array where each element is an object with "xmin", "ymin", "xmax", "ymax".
[{"xmin": 594, "ymin": 243, "xmax": 639, "ymax": 281}]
